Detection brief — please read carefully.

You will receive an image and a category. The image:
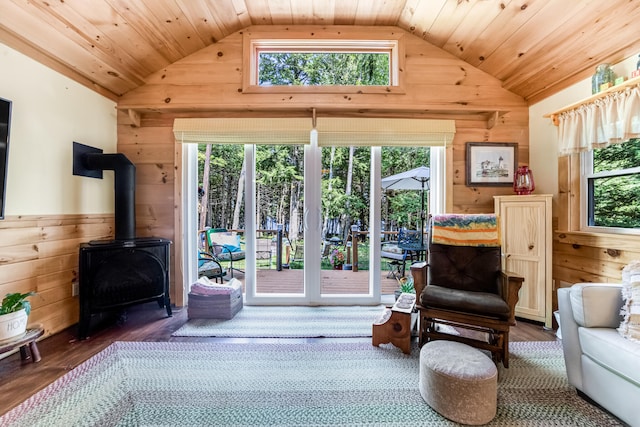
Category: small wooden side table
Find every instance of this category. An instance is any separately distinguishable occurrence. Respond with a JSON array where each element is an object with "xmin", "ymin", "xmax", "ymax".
[
  {"xmin": 0, "ymin": 327, "xmax": 45, "ymax": 363},
  {"xmin": 372, "ymin": 293, "xmax": 416, "ymax": 354}
]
